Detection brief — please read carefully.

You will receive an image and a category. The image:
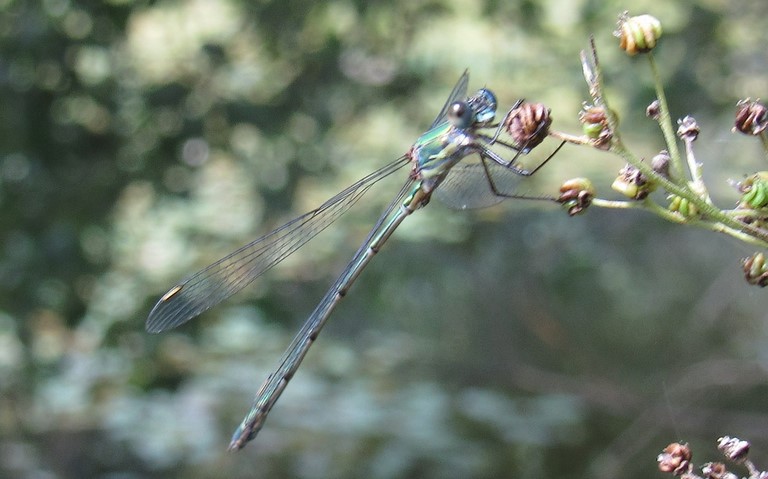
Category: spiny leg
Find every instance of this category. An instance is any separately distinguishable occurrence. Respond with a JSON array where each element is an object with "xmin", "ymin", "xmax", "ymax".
[
  {"xmin": 479, "ymin": 137, "xmax": 565, "ymax": 177},
  {"xmin": 477, "ymin": 153, "xmax": 557, "ymax": 201},
  {"xmin": 482, "ymin": 100, "xmax": 567, "ymax": 175}
]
